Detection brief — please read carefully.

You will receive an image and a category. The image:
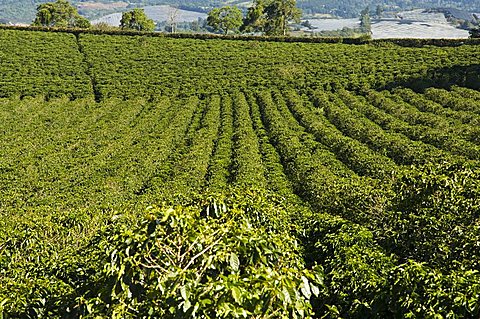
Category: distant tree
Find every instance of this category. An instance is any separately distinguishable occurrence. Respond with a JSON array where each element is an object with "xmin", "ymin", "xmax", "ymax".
[
  {"xmin": 264, "ymin": 0, "xmax": 302, "ymax": 35},
  {"xmin": 242, "ymin": 0, "xmax": 301, "ymax": 36},
  {"xmin": 75, "ymin": 16, "xmax": 91, "ymax": 29},
  {"xmin": 360, "ymin": 6, "xmax": 371, "ymax": 34},
  {"xmin": 120, "ymin": 8, "xmax": 155, "ymax": 32},
  {"xmin": 301, "ymin": 20, "xmax": 314, "ymax": 29},
  {"xmin": 375, "ymin": 5, "xmax": 384, "ymax": 19},
  {"xmin": 207, "ymin": 6, "xmax": 243, "ymax": 35},
  {"xmin": 241, "ymin": 0, "xmax": 267, "ymax": 33},
  {"xmin": 92, "ymin": 22, "xmax": 120, "ymax": 31},
  {"xmin": 190, "ymin": 20, "xmax": 200, "ymax": 32},
  {"xmin": 168, "ymin": 7, "xmax": 179, "ymax": 33},
  {"xmin": 360, "ymin": 7, "xmax": 370, "ymax": 17},
  {"xmin": 470, "ymin": 28, "xmax": 480, "ymax": 38},
  {"xmin": 33, "ymin": 0, "xmax": 90, "ymax": 28}
]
